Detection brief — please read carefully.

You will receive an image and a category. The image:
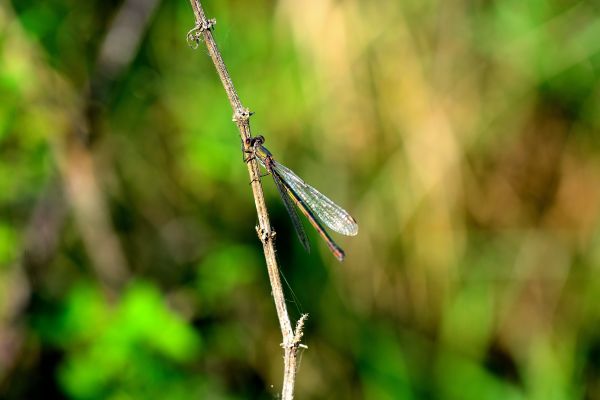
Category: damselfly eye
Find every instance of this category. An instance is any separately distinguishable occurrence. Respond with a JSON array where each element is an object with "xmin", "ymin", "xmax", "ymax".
[{"xmin": 252, "ymin": 135, "xmax": 265, "ymax": 146}]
